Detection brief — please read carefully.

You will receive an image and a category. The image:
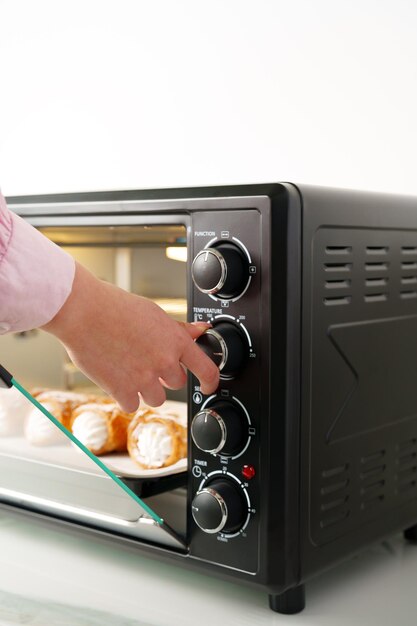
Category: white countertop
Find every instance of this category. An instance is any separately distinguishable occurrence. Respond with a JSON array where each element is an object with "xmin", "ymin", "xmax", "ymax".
[{"xmin": 0, "ymin": 509, "xmax": 416, "ymax": 625}]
